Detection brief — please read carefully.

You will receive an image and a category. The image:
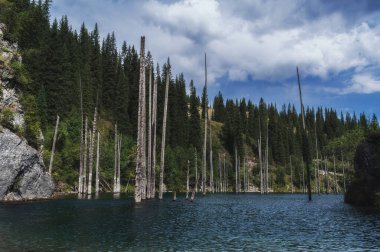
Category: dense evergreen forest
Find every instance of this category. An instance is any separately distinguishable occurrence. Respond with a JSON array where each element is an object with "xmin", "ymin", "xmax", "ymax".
[{"xmin": 1, "ymin": 0, "xmax": 379, "ymax": 194}]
